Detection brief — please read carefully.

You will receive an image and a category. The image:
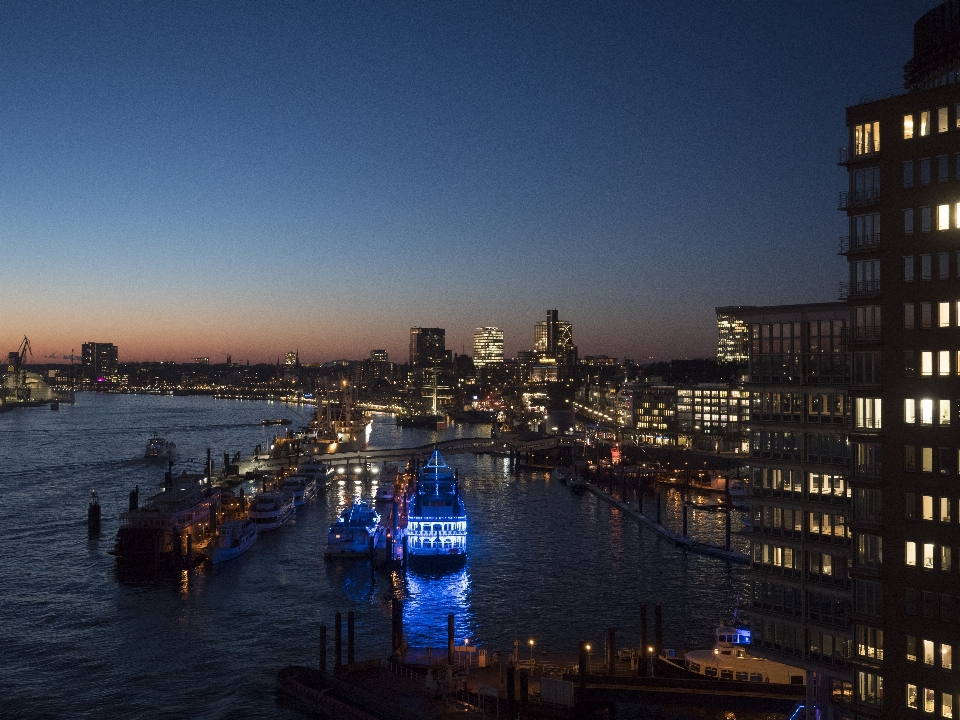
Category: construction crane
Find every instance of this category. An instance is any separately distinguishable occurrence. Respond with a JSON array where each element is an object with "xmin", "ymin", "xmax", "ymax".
[{"xmin": 10, "ymin": 336, "xmax": 32, "ymax": 401}]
